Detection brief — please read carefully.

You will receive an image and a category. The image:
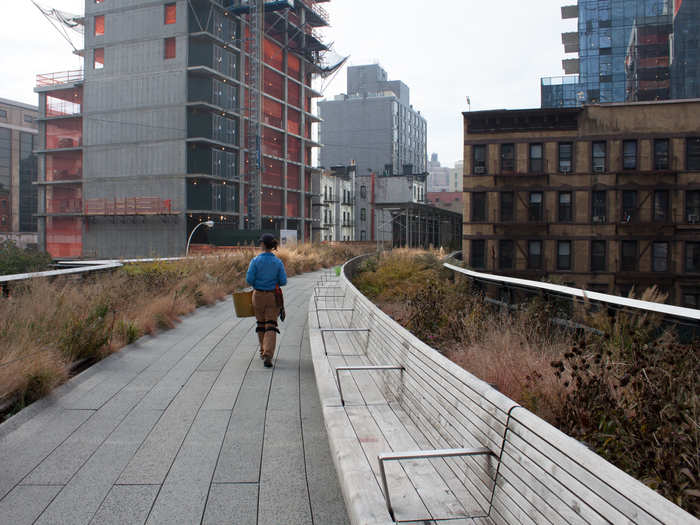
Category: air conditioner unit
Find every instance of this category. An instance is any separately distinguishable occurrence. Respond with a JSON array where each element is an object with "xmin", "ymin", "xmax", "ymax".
[
  {"xmin": 592, "ymin": 215, "xmax": 606, "ymax": 224},
  {"xmin": 688, "ymin": 214, "xmax": 699, "ymax": 224},
  {"xmin": 474, "ymin": 166, "xmax": 486, "ymax": 174},
  {"xmin": 593, "ymin": 165, "xmax": 605, "ymax": 173}
]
